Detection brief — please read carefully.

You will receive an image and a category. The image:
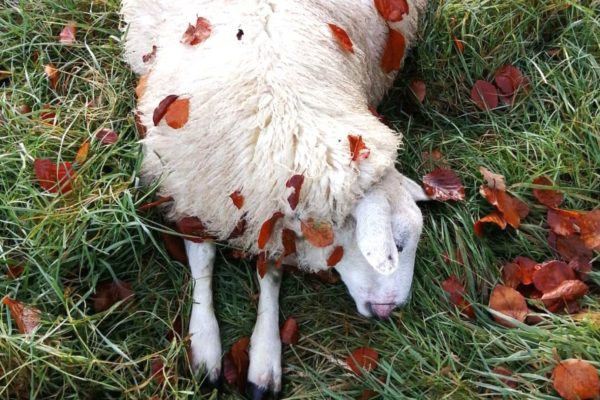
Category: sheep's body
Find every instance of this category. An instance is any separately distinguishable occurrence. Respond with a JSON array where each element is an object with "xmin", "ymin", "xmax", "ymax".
[{"xmin": 123, "ymin": 0, "xmax": 427, "ymax": 263}]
